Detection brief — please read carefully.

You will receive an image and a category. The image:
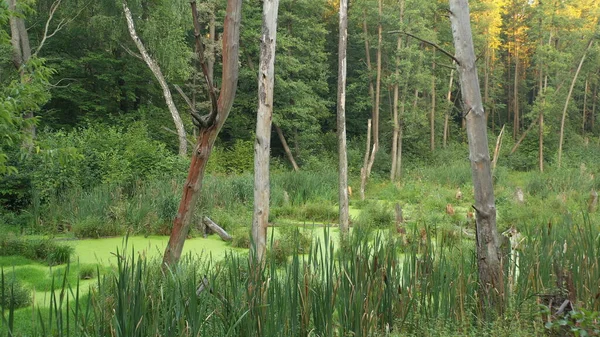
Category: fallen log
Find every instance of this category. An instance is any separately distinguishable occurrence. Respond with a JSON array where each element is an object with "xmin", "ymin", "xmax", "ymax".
[{"xmin": 202, "ymin": 216, "xmax": 232, "ymax": 241}]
